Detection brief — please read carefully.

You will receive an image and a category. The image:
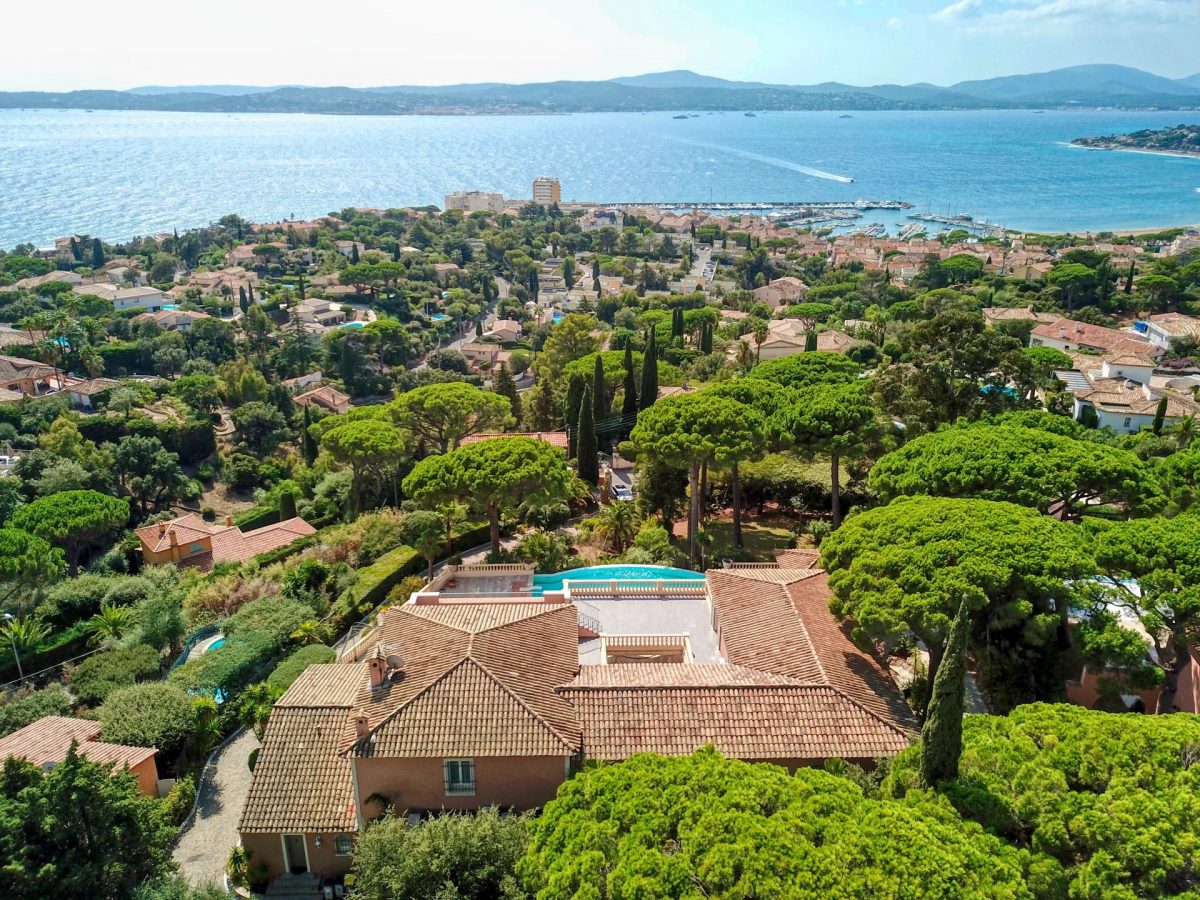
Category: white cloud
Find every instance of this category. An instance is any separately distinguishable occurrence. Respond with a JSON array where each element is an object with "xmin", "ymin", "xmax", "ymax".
[
  {"xmin": 887, "ymin": 15, "xmax": 903, "ymax": 28},
  {"xmin": 931, "ymin": 0, "xmax": 1199, "ymax": 32}
]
